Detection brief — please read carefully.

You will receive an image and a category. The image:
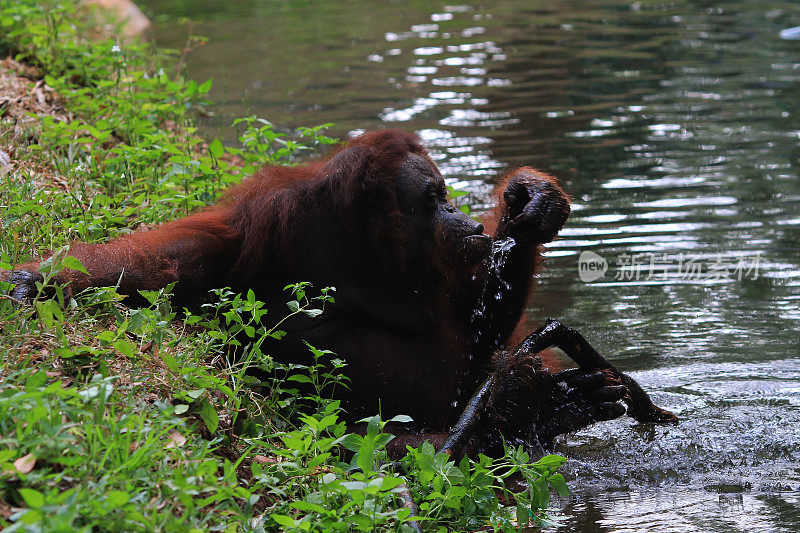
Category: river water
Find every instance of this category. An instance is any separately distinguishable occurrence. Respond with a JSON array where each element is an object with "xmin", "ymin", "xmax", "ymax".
[{"xmin": 140, "ymin": 0, "xmax": 800, "ymax": 530}]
